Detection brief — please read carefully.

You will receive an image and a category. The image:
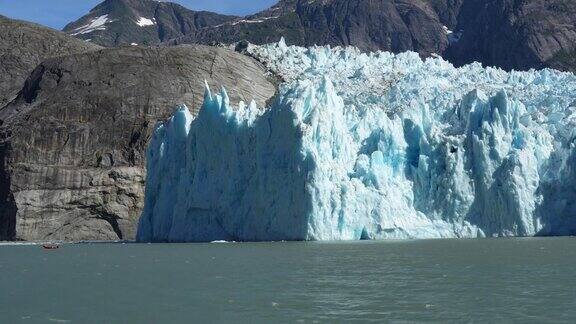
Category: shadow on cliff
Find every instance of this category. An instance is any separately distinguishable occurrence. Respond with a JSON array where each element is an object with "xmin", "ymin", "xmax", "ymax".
[{"xmin": 0, "ymin": 141, "xmax": 16, "ymax": 240}]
